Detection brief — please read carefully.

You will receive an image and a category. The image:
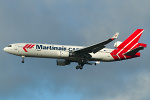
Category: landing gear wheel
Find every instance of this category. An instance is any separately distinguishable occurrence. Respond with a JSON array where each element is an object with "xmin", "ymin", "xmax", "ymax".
[
  {"xmin": 76, "ymin": 65, "xmax": 83, "ymax": 70},
  {"xmin": 80, "ymin": 66, "xmax": 83, "ymax": 70},
  {"xmin": 76, "ymin": 65, "xmax": 80, "ymax": 69},
  {"xmin": 22, "ymin": 60, "xmax": 24, "ymax": 63}
]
